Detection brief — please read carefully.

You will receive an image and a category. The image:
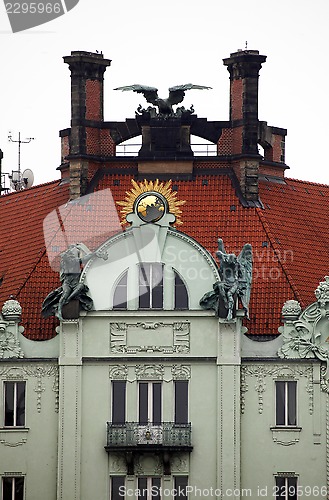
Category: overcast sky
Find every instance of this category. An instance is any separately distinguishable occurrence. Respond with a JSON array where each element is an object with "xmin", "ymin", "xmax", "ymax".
[{"xmin": 0, "ymin": 0, "xmax": 328, "ymax": 189}]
